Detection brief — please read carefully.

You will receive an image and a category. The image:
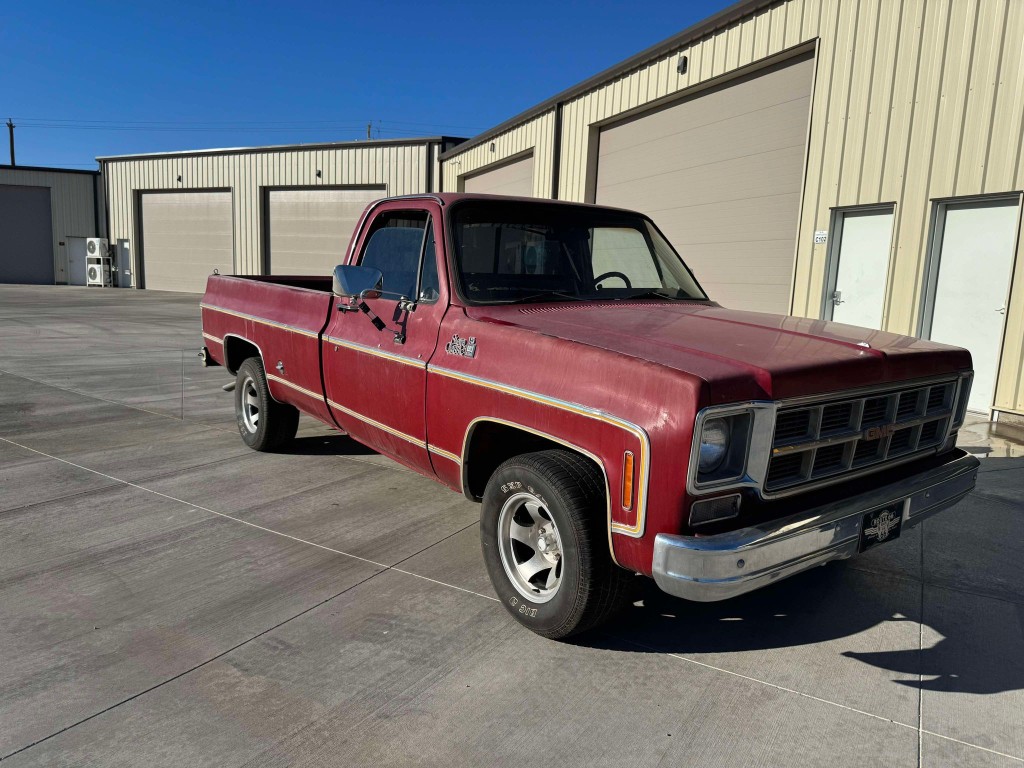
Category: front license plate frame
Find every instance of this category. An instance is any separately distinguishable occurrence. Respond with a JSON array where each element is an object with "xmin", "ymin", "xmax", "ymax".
[{"xmin": 859, "ymin": 501, "xmax": 906, "ymax": 552}]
